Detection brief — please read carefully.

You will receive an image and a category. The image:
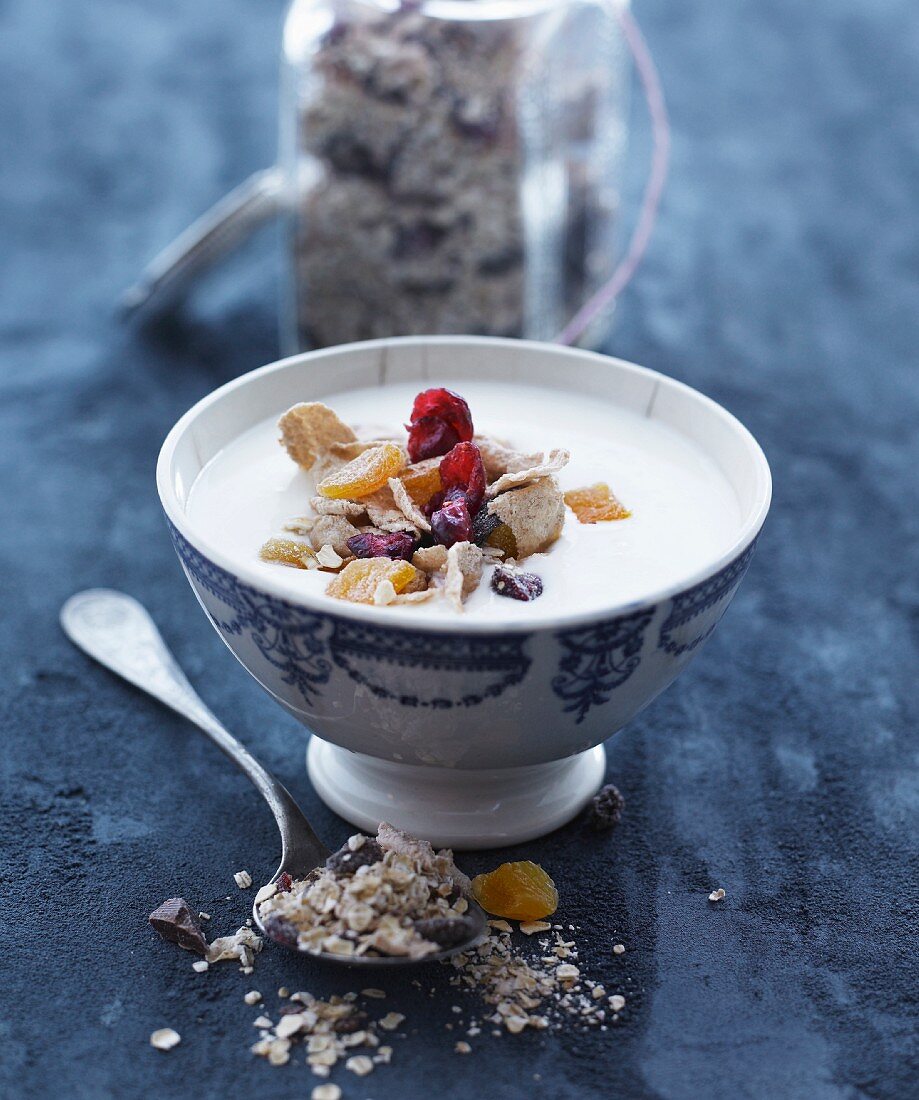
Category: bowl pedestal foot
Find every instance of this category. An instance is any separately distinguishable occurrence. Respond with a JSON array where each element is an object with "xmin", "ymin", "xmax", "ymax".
[{"xmin": 306, "ymin": 737, "xmax": 606, "ymax": 850}]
